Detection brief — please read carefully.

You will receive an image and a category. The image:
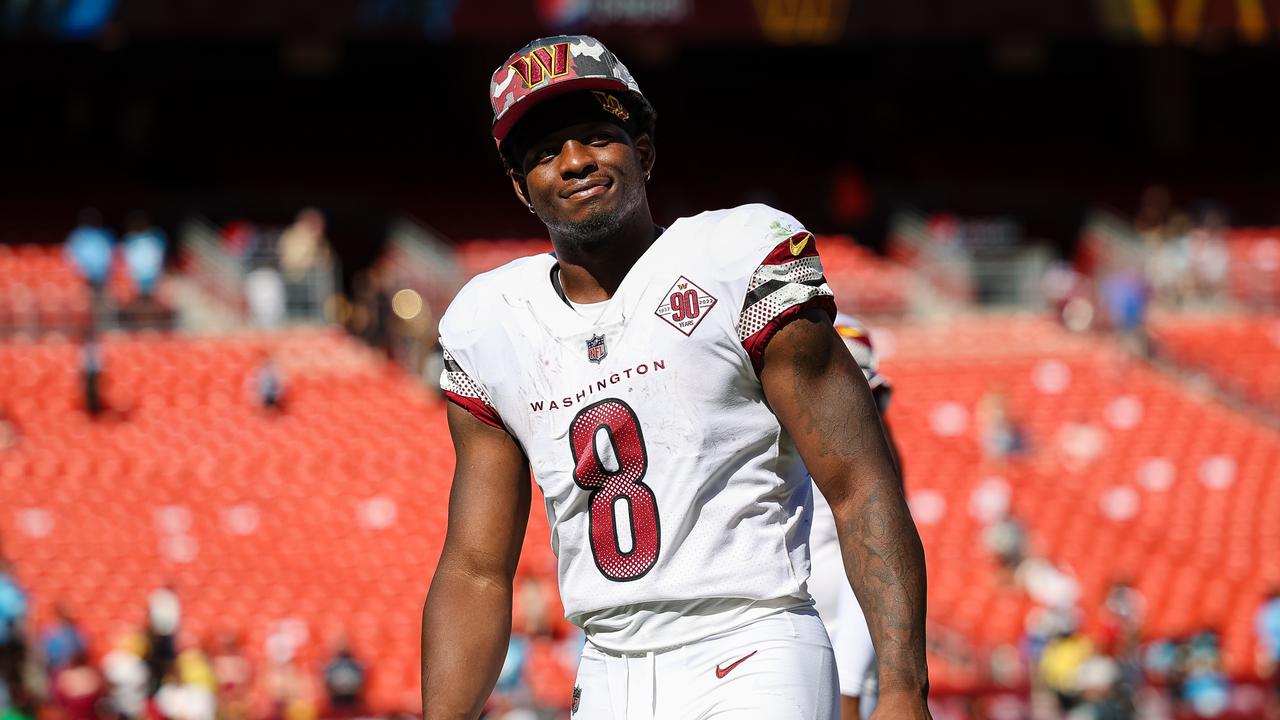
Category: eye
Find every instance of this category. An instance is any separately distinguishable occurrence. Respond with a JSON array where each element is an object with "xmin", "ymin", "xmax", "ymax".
[{"xmin": 588, "ymin": 133, "xmax": 613, "ymax": 146}]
